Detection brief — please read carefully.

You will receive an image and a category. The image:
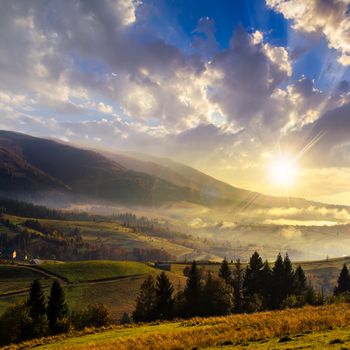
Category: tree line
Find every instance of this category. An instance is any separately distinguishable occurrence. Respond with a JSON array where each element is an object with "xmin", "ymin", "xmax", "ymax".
[
  {"xmin": 133, "ymin": 251, "xmax": 326, "ymax": 322},
  {"xmin": 0, "ymin": 280, "xmax": 110, "ymax": 346},
  {"xmin": 0, "ymin": 215, "xmax": 174, "ymax": 262}
]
